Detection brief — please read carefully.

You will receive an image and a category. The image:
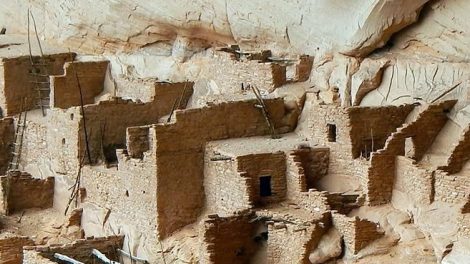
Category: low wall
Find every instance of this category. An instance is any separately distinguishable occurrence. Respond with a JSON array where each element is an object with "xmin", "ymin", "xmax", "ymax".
[
  {"xmin": 0, "ymin": 171, "xmax": 54, "ymax": 215},
  {"xmin": 0, "ymin": 236, "xmax": 34, "ymax": 264},
  {"xmin": 23, "ymin": 236, "xmax": 123, "ymax": 263},
  {"xmin": 332, "ymin": 213, "xmax": 383, "ymax": 254}
]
